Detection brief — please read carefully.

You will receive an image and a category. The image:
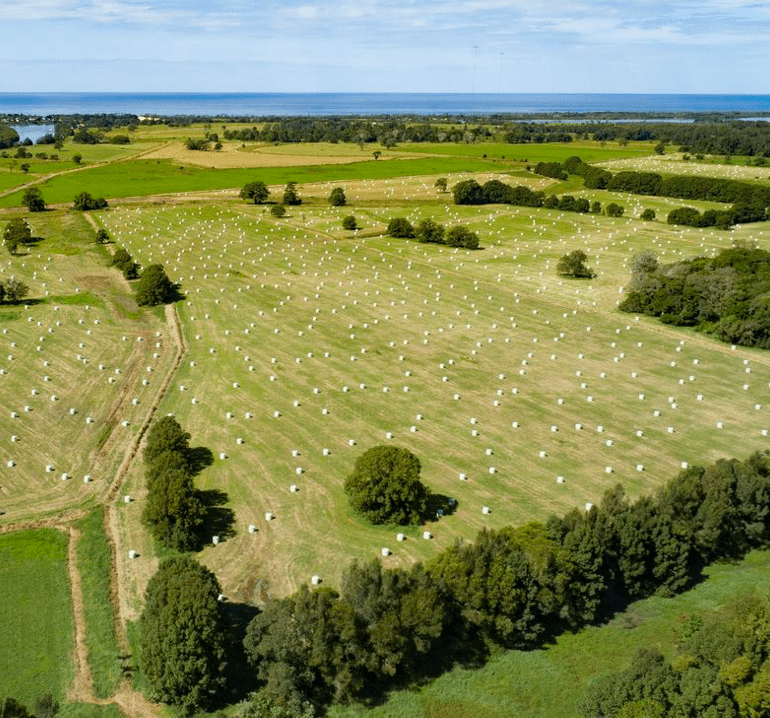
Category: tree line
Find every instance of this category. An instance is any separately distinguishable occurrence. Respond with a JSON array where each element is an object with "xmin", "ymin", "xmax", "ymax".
[
  {"xmin": 139, "ymin": 446, "xmax": 770, "ymax": 715},
  {"xmin": 450, "ymin": 178, "xmax": 621, "ymax": 217},
  {"xmin": 620, "ymin": 245, "xmax": 770, "ymax": 348},
  {"xmin": 386, "ymin": 215, "xmax": 480, "ymax": 249},
  {"xmin": 537, "ymin": 156, "xmax": 770, "ymax": 228}
]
